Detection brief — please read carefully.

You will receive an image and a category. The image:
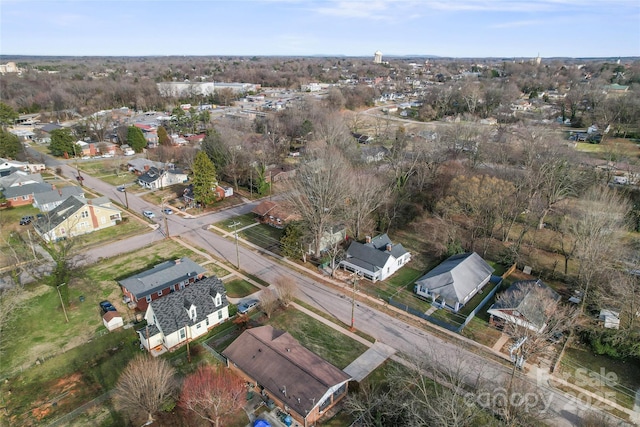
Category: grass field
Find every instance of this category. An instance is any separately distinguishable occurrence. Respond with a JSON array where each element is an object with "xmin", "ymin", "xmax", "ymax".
[
  {"xmin": 1, "ymin": 240, "xmax": 208, "ymax": 377},
  {"xmin": 224, "ymin": 278, "xmax": 260, "ymax": 298}
]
